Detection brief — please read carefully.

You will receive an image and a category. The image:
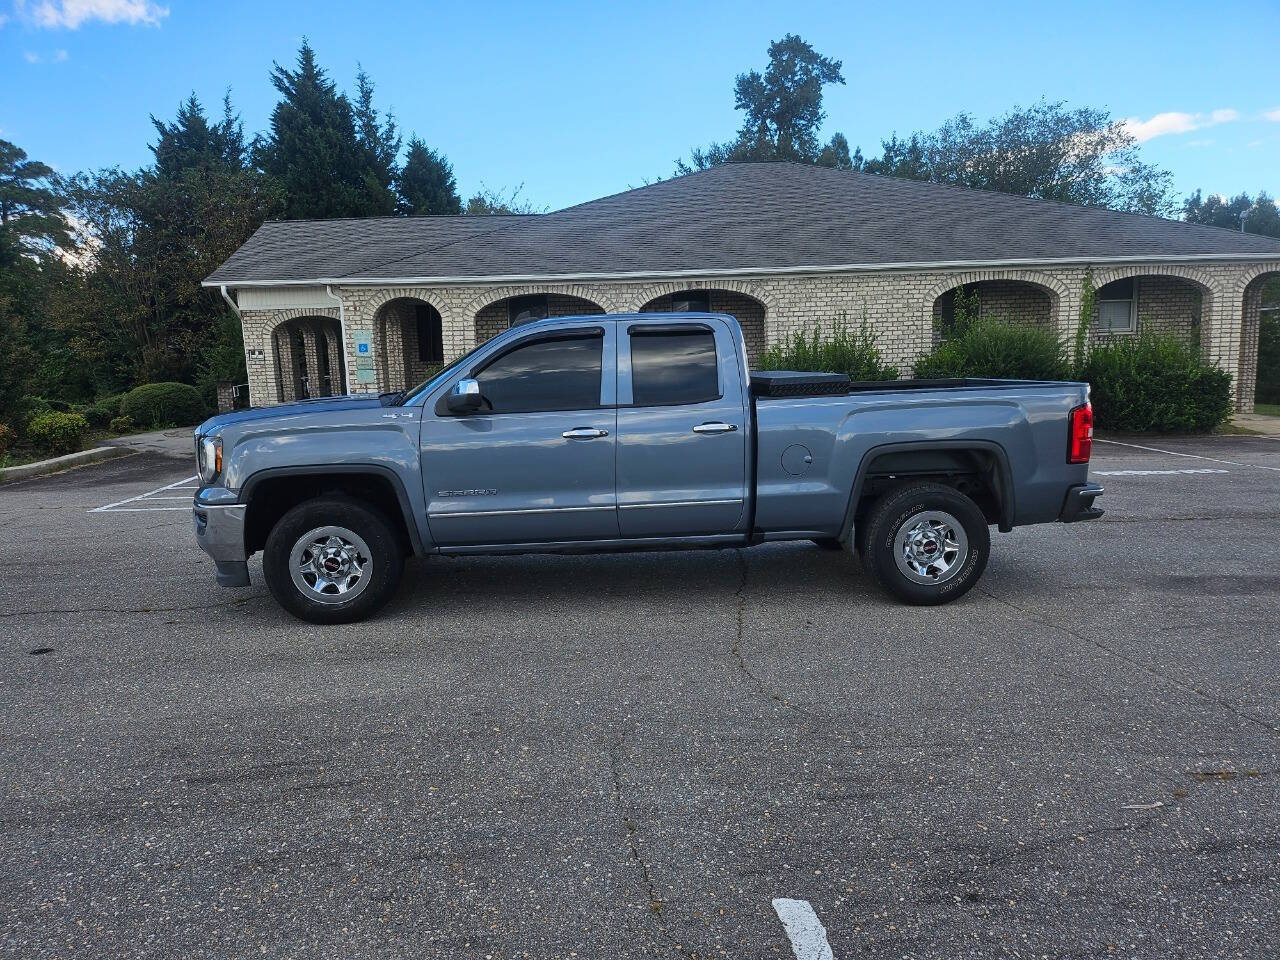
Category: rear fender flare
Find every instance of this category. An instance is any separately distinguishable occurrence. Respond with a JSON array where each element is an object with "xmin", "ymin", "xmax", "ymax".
[{"xmin": 838, "ymin": 439, "xmax": 1015, "ymax": 542}]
